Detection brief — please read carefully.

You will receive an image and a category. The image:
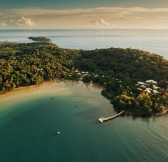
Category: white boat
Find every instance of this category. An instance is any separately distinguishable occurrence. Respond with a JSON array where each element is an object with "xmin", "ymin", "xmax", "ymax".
[{"xmin": 57, "ymin": 130, "xmax": 61, "ymax": 135}]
